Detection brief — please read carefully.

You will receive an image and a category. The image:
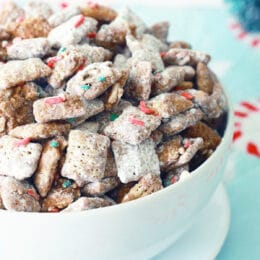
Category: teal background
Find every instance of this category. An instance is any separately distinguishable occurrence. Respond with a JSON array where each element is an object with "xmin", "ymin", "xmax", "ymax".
[{"xmin": 129, "ymin": 5, "xmax": 260, "ymax": 259}]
